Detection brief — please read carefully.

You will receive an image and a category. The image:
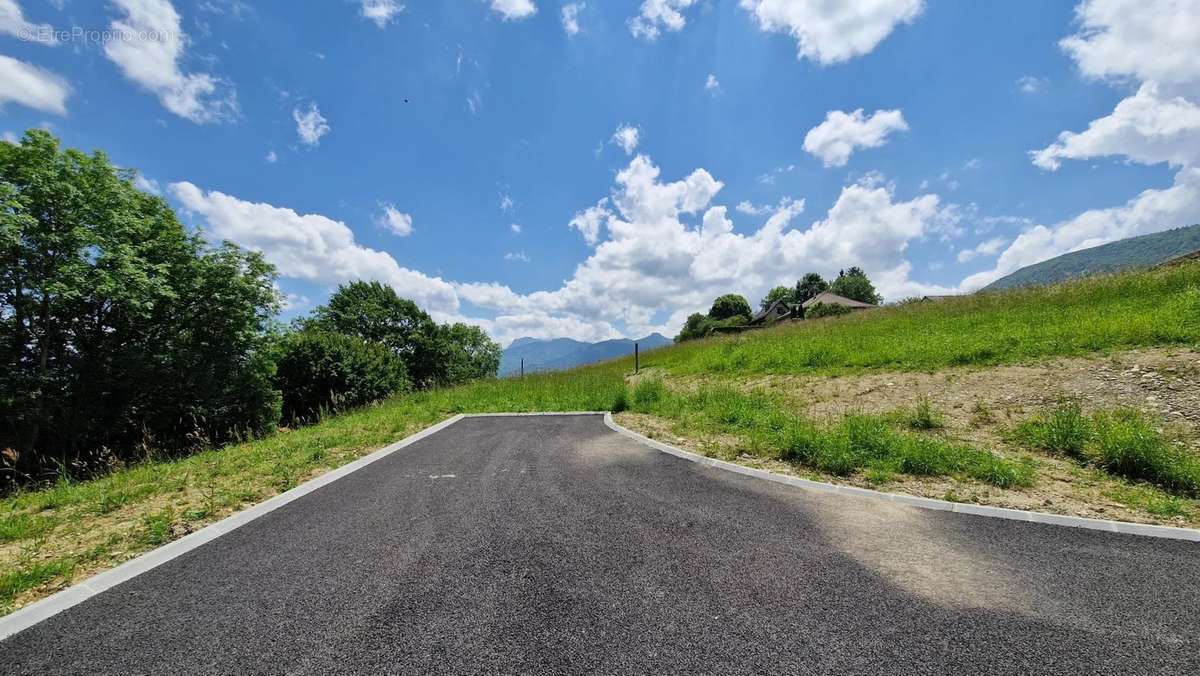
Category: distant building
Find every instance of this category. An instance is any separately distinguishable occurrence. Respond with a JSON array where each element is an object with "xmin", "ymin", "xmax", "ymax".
[
  {"xmin": 800, "ymin": 291, "xmax": 877, "ymax": 312},
  {"xmin": 748, "ymin": 299, "xmax": 797, "ymax": 327}
]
